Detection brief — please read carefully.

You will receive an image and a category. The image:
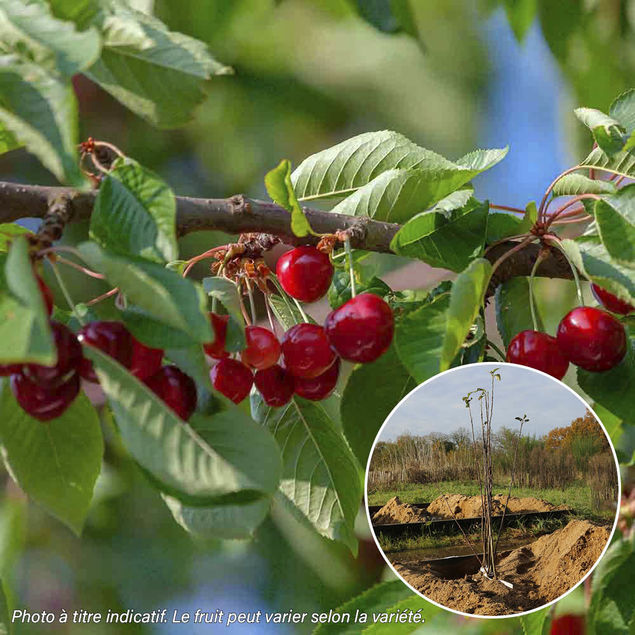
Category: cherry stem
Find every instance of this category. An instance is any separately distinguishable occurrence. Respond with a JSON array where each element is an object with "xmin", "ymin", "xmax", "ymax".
[
  {"xmin": 550, "ymin": 215, "xmax": 593, "ymax": 226},
  {"xmin": 344, "ymin": 237, "xmax": 356, "ymax": 298},
  {"xmin": 244, "ymin": 277, "xmax": 257, "ymax": 325},
  {"xmin": 546, "ymin": 194, "xmax": 600, "ymax": 226},
  {"xmin": 49, "ymin": 261, "xmax": 86, "ymax": 326},
  {"xmin": 545, "ymin": 237, "xmax": 585, "ymax": 306},
  {"xmin": 237, "ymin": 290, "xmax": 252, "ymax": 326},
  {"xmin": 538, "ymin": 165, "xmax": 582, "ymax": 221},
  {"xmin": 264, "ymin": 295, "xmax": 277, "ymax": 335},
  {"xmin": 489, "ymin": 204, "xmax": 526, "ymax": 215},
  {"xmin": 292, "ymin": 297, "xmax": 310, "ymax": 324},
  {"xmin": 183, "ymin": 246, "xmax": 227, "ymax": 278},
  {"xmin": 483, "ymin": 233, "xmax": 532, "ymax": 256},
  {"xmin": 86, "ymin": 287, "xmax": 118, "ymax": 306},
  {"xmin": 528, "ymin": 250, "xmax": 546, "ymax": 332},
  {"xmin": 55, "ymin": 256, "xmax": 106, "ymax": 280}
]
